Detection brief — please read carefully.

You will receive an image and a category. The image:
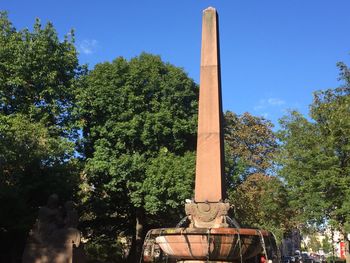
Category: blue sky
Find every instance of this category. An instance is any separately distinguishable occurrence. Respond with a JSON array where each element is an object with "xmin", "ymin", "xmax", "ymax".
[{"xmin": 2, "ymin": 0, "xmax": 350, "ymax": 127}]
